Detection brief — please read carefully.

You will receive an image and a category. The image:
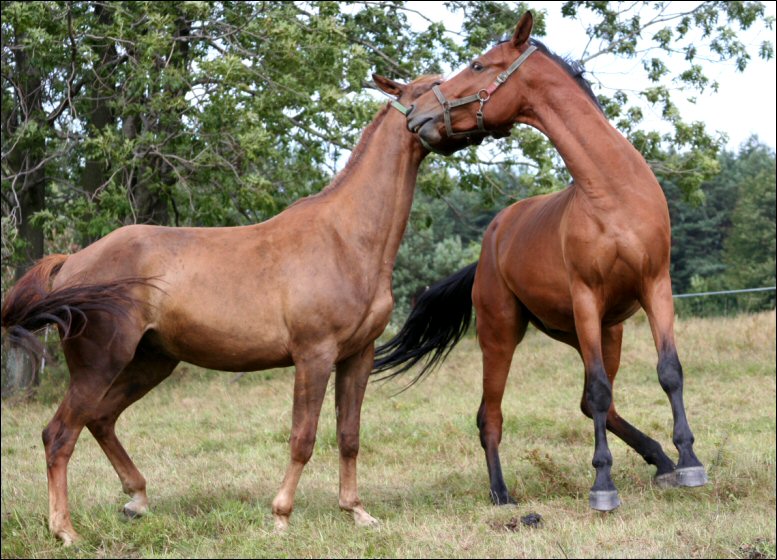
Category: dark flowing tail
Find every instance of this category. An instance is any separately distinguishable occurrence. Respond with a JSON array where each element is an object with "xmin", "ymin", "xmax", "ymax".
[
  {"xmin": 1, "ymin": 254, "xmax": 149, "ymax": 358},
  {"xmin": 373, "ymin": 262, "xmax": 478, "ymax": 386}
]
